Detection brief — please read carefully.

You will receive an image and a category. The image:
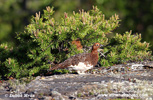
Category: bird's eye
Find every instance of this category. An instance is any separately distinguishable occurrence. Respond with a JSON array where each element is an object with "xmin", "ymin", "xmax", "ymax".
[{"xmin": 96, "ymin": 44, "xmax": 99, "ymax": 46}]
